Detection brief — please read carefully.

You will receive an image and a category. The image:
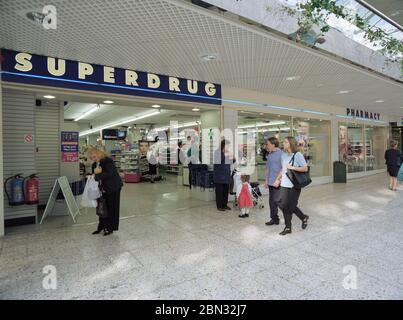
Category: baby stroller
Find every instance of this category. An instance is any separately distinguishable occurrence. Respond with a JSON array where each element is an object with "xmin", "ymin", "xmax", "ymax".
[{"xmin": 250, "ymin": 182, "xmax": 265, "ymax": 209}]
